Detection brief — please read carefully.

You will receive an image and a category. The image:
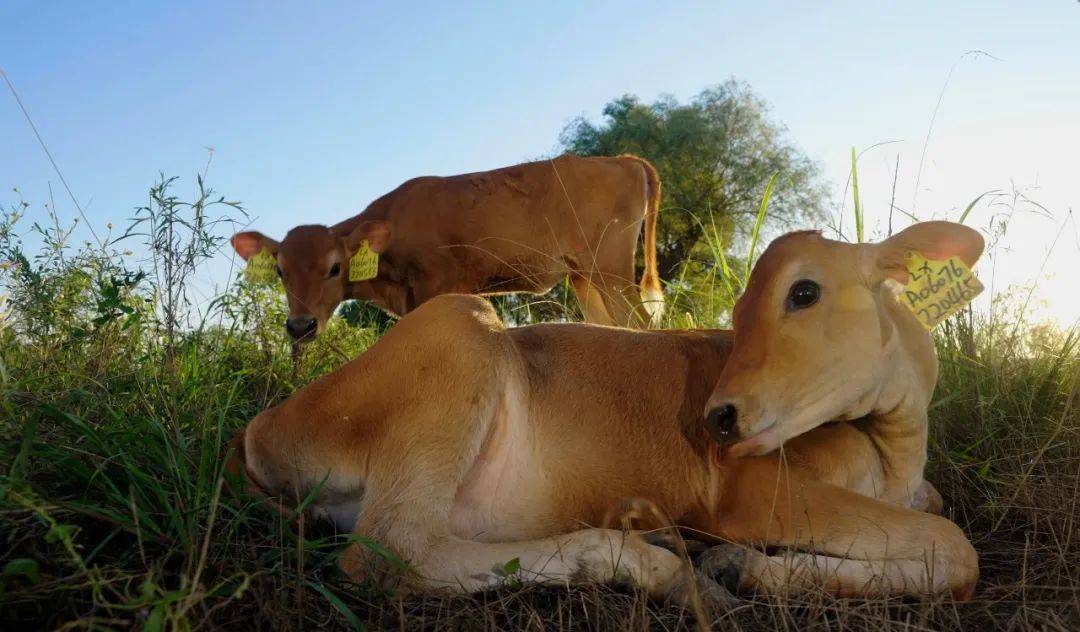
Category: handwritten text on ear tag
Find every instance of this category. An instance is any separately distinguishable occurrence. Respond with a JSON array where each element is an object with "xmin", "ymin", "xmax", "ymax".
[
  {"xmin": 901, "ymin": 252, "xmax": 983, "ymax": 330},
  {"xmin": 245, "ymin": 248, "xmax": 279, "ymax": 286},
  {"xmin": 349, "ymin": 240, "xmax": 379, "ymax": 282}
]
